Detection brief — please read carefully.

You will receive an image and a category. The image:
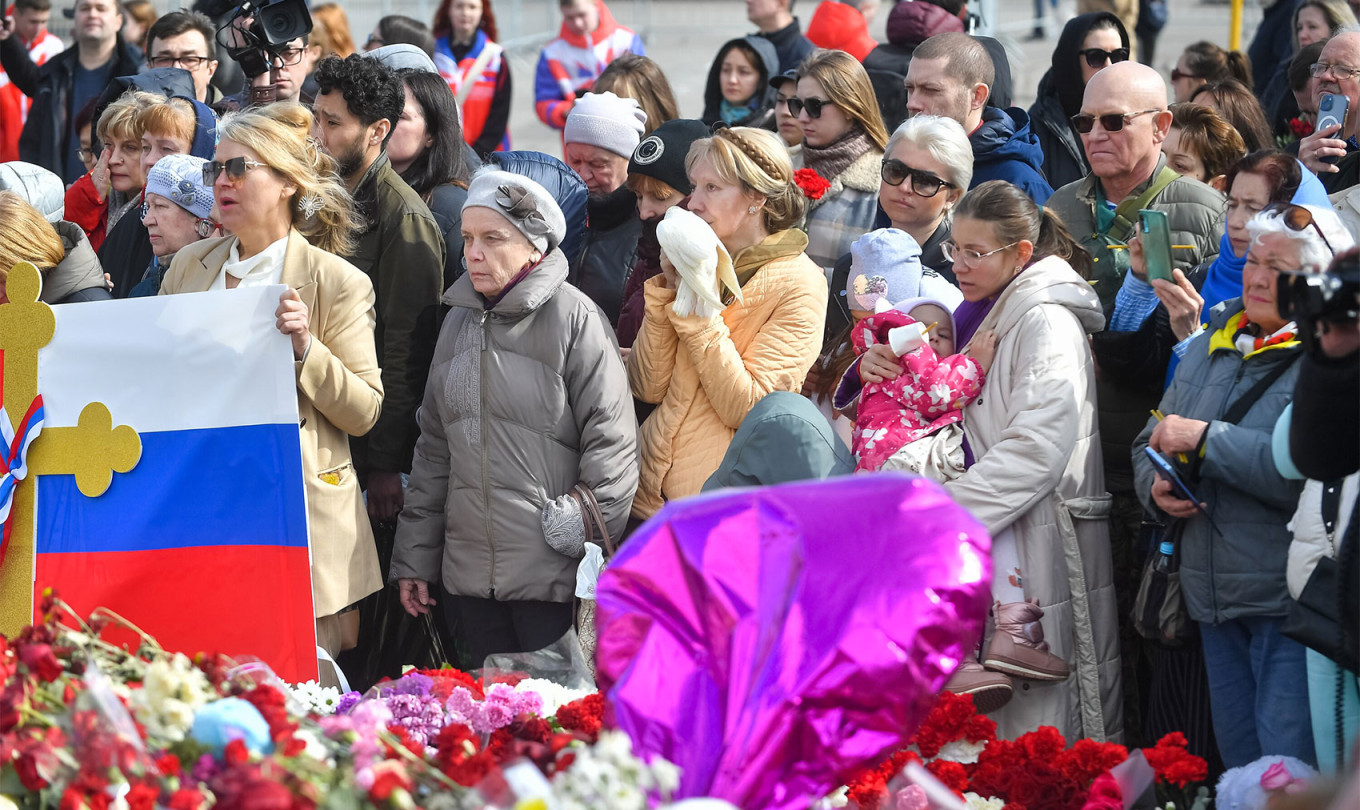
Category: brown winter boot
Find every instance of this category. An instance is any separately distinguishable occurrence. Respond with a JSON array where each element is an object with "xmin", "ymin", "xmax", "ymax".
[
  {"xmin": 980, "ymin": 599, "xmax": 1071, "ymax": 682},
  {"xmin": 944, "ymin": 658, "xmax": 1013, "ymax": 713}
]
